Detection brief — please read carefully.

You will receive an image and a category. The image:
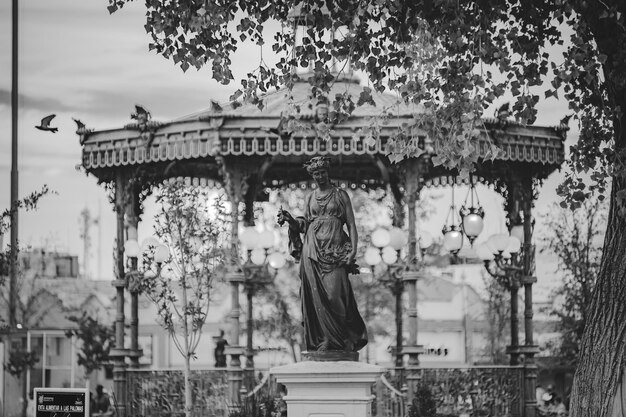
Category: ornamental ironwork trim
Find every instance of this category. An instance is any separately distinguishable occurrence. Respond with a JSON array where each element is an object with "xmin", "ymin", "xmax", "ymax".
[{"xmin": 81, "ymin": 131, "xmax": 564, "ymax": 170}]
